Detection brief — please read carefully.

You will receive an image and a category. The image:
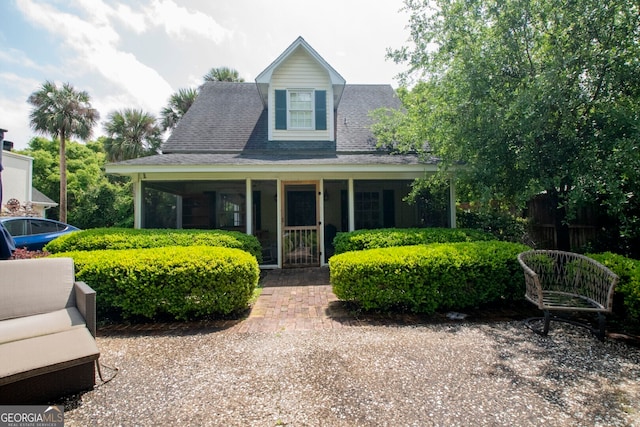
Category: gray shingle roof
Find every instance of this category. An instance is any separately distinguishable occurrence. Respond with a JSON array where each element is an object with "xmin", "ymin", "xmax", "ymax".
[
  {"xmin": 31, "ymin": 187, "xmax": 56, "ymax": 205},
  {"xmin": 110, "ymin": 152, "xmax": 429, "ymax": 167},
  {"xmin": 161, "ymin": 82, "xmax": 403, "ymax": 155}
]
